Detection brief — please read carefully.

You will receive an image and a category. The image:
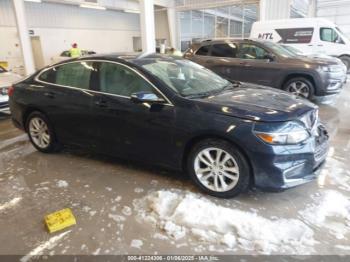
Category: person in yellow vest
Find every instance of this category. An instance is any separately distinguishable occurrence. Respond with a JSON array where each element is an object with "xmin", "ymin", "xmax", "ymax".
[{"xmin": 69, "ymin": 43, "xmax": 81, "ymax": 58}]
